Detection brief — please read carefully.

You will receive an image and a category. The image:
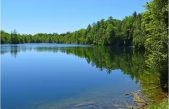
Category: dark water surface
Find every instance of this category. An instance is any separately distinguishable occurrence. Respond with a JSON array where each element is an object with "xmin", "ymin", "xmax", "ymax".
[{"xmin": 1, "ymin": 44, "xmax": 166, "ymax": 109}]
